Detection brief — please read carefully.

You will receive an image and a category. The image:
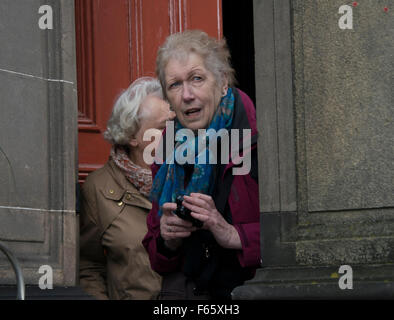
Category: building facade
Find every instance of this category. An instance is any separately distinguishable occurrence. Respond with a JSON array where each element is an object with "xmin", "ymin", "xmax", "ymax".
[{"xmin": 0, "ymin": 0, "xmax": 393, "ymax": 298}]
